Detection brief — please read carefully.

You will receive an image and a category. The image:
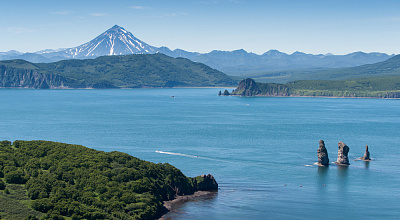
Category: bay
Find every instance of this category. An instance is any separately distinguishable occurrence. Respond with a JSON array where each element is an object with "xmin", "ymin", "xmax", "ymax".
[{"xmin": 1, "ymin": 88, "xmax": 399, "ymax": 219}]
